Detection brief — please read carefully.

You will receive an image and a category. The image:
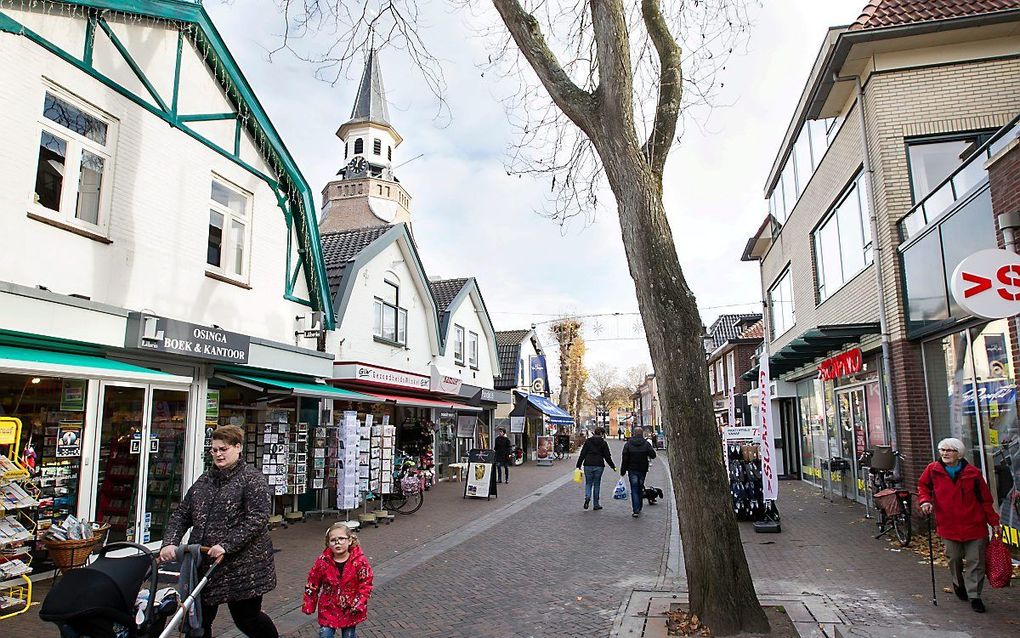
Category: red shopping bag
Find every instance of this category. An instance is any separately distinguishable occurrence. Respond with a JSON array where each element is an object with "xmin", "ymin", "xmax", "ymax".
[{"xmin": 986, "ymin": 532, "xmax": 1012, "ymax": 589}]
